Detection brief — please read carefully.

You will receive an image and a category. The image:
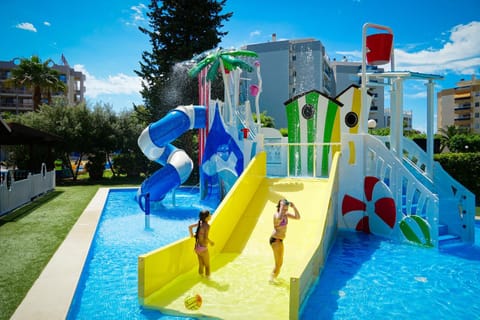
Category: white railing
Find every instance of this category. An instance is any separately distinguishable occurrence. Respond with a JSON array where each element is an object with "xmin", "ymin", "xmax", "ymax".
[
  {"xmin": 263, "ymin": 141, "xmax": 341, "ymax": 178},
  {"xmin": 0, "ymin": 163, "xmax": 56, "ymax": 216},
  {"xmin": 365, "ymin": 135, "xmax": 440, "ymax": 246},
  {"xmin": 377, "ymin": 135, "xmax": 475, "ymax": 243}
]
